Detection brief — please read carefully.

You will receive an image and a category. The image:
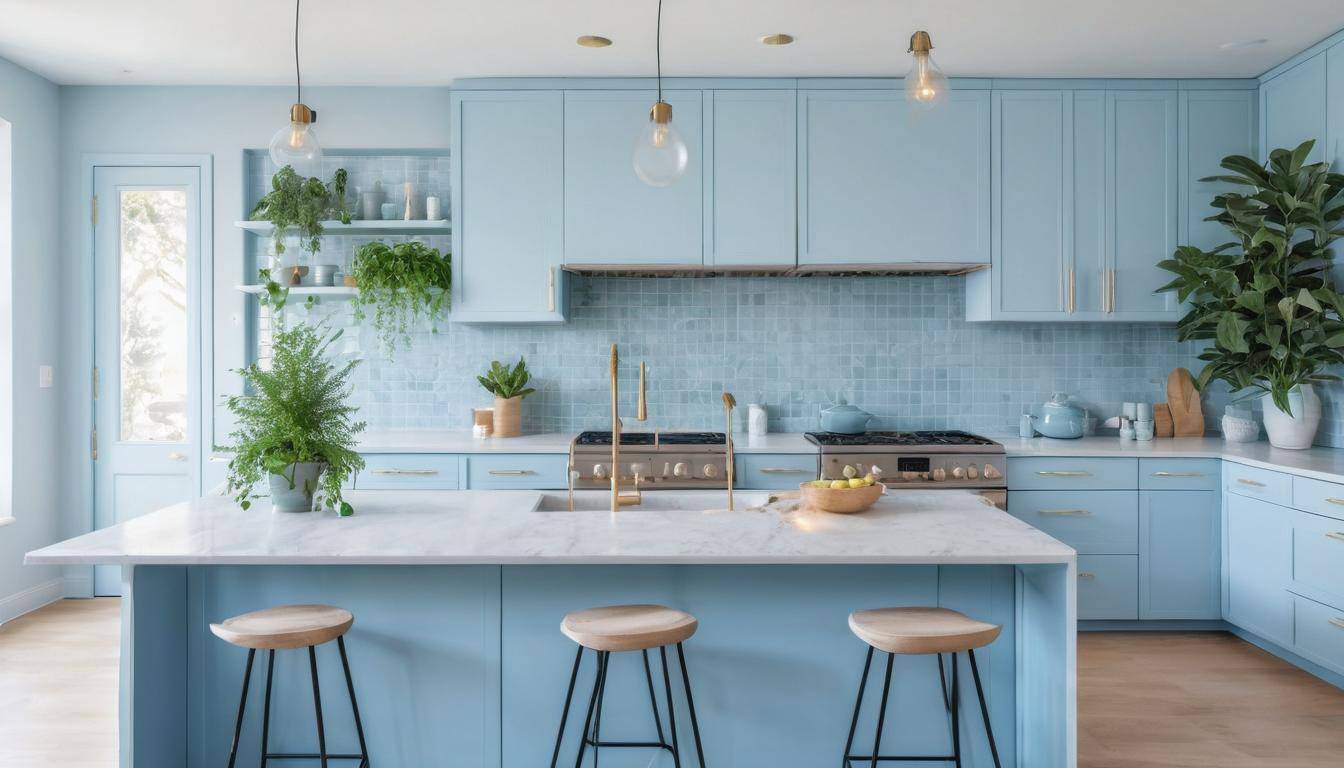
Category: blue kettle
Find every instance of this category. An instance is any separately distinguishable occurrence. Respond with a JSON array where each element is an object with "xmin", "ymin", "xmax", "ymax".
[{"xmin": 1029, "ymin": 392, "xmax": 1085, "ymax": 439}]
